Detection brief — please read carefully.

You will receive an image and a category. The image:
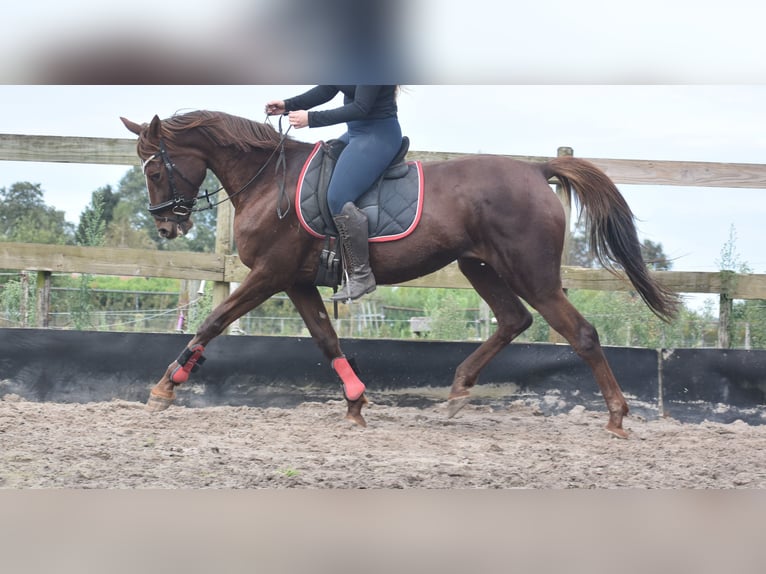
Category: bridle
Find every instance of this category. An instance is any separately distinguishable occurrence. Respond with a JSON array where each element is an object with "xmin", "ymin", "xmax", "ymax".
[
  {"xmin": 143, "ymin": 116, "xmax": 293, "ymax": 225},
  {"xmin": 143, "ymin": 139, "xmax": 201, "ymax": 225}
]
